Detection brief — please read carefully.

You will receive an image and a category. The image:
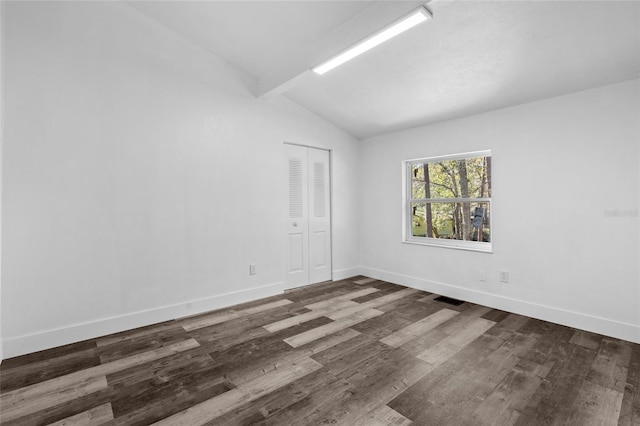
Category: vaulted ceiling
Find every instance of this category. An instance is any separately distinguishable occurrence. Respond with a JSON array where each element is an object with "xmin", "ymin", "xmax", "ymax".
[{"xmin": 128, "ymin": 0, "xmax": 640, "ymax": 139}]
